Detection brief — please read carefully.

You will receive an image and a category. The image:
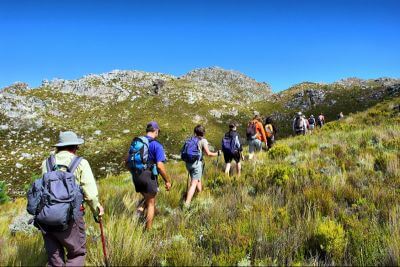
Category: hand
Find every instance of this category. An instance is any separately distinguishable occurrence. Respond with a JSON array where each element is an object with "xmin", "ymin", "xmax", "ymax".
[
  {"xmin": 94, "ymin": 205, "xmax": 104, "ymax": 223},
  {"xmin": 98, "ymin": 205, "xmax": 105, "ymax": 217},
  {"xmin": 165, "ymin": 182, "xmax": 172, "ymax": 191}
]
